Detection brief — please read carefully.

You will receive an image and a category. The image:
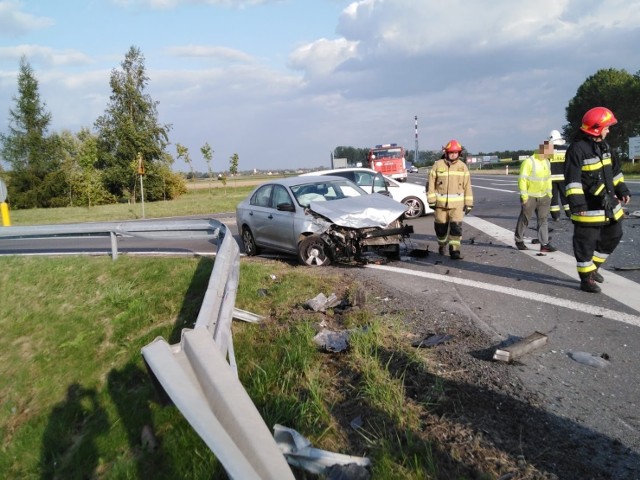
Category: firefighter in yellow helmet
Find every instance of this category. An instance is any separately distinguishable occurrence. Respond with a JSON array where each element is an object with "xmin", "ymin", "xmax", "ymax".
[
  {"xmin": 426, "ymin": 139, "xmax": 474, "ymax": 259},
  {"xmin": 564, "ymin": 107, "xmax": 631, "ymax": 293}
]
